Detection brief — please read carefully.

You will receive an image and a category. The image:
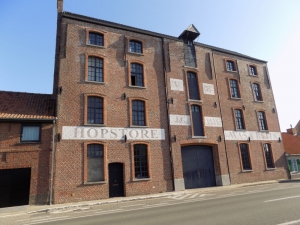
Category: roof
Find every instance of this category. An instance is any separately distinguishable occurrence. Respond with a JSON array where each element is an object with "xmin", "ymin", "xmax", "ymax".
[
  {"xmin": 62, "ymin": 11, "xmax": 267, "ymax": 63},
  {"xmin": 281, "ymin": 132, "xmax": 300, "ymax": 155},
  {"xmin": 0, "ymin": 91, "xmax": 55, "ymax": 121}
]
